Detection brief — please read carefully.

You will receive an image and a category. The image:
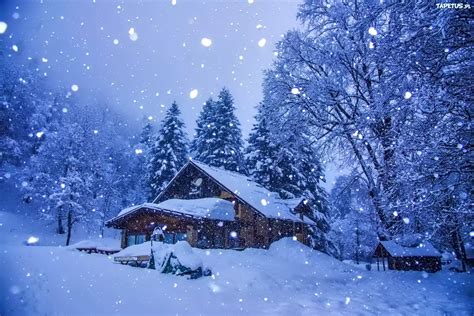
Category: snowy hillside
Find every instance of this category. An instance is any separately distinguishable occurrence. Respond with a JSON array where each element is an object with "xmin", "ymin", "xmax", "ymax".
[{"xmin": 0, "ymin": 211, "xmax": 472, "ymax": 315}]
